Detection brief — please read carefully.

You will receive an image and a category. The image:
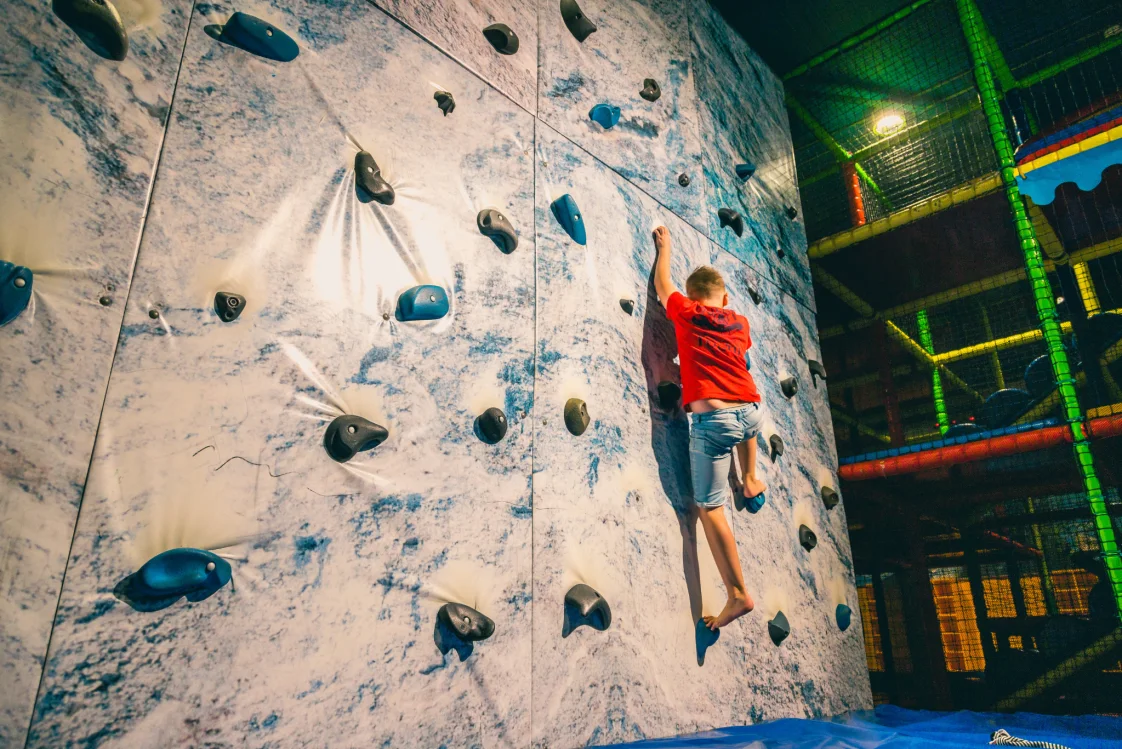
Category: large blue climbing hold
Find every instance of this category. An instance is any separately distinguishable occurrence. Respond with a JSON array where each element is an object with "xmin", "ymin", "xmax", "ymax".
[
  {"xmin": 745, "ymin": 491, "xmax": 765, "ymax": 513},
  {"xmin": 836, "ymin": 603, "xmax": 852, "ymax": 632},
  {"xmin": 735, "ymin": 162, "xmax": 756, "ymax": 181},
  {"xmin": 396, "ymin": 285, "xmax": 449, "ymax": 321},
  {"xmin": 0, "ymin": 261, "xmax": 33, "ymax": 327},
  {"xmin": 218, "ymin": 12, "xmax": 299, "ymax": 62},
  {"xmin": 114, "ymin": 548, "xmax": 232, "ymax": 612},
  {"xmin": 589, "ymin": 103, "xmax": 621, "ymax": 129},
  {"xmin": 550, "ymin": 194, "xmax": 587, "ymax": 245}
]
